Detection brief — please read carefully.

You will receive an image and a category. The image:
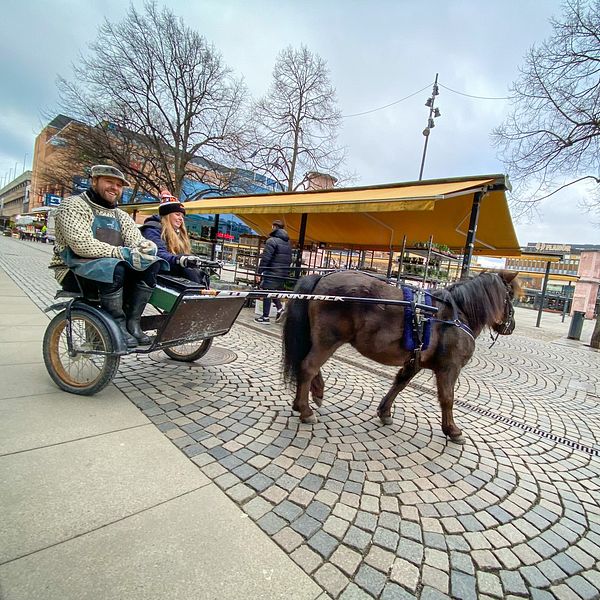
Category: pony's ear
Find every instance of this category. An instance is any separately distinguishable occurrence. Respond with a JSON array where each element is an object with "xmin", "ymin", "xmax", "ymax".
[{"xmin": 500, "ymin": 270, "xmax": 519, "ymax": 283}]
